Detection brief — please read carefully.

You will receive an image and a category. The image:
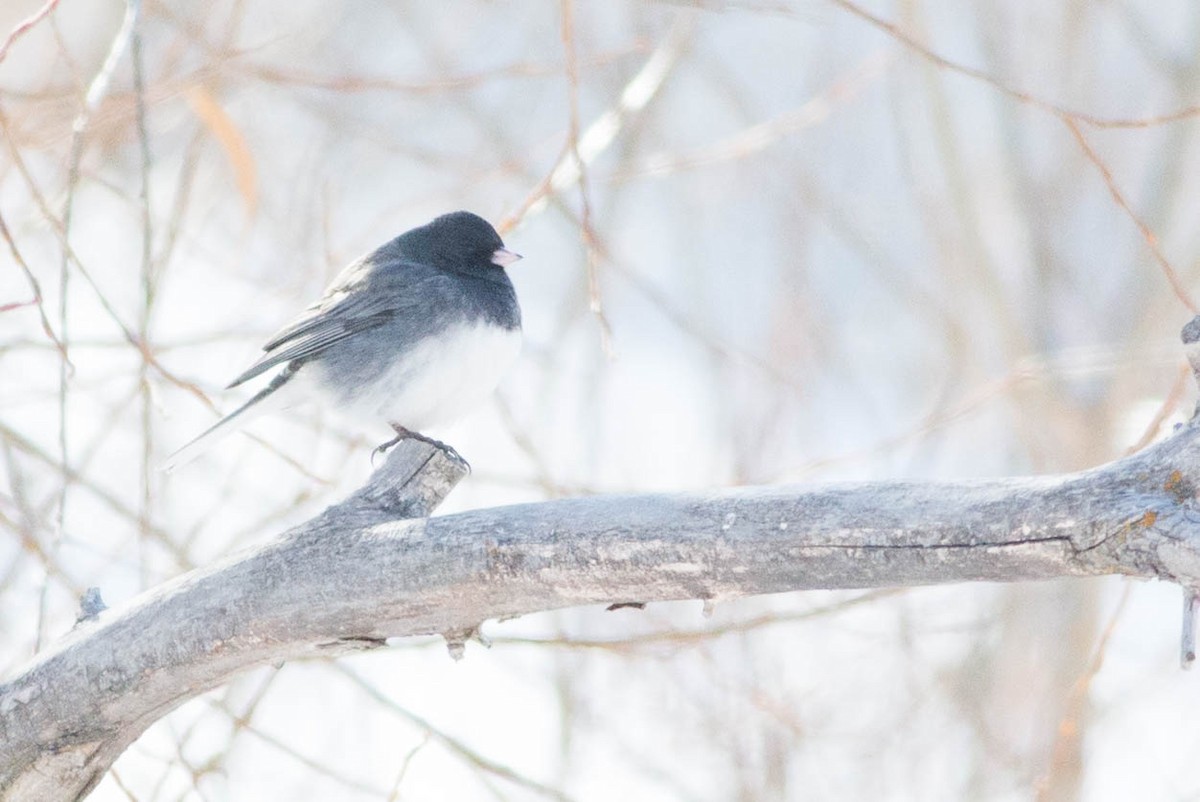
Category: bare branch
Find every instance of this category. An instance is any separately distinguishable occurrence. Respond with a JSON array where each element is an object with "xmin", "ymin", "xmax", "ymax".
[
  {"xmin": 0, "ymin": 0, "xmax": 62, "ymax": 64},
  {"xmin": 1, "ymin": 439, "xmax": 469, "ymax": 801},
  {"xmin": 1062, "ymin": 117, "xmax": 1196, "ymax": 313},
  {"xmin": 499, "ymin": 18, "xmax": 691, "ymax": 232},
  {"xmin": 559, "ymin": 0, "xmax": 613, "ymax": 354},
  {"xmin": 6, "ymin": 404, "xmax": 1200, "ymax": 798},
  {"xmin": 0, "ymin": 211, "xmax": 66, "ymax": 360},
  {"xmin": 819, "ymin": 0, "xmax": 1200, "ymax": 129}
]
